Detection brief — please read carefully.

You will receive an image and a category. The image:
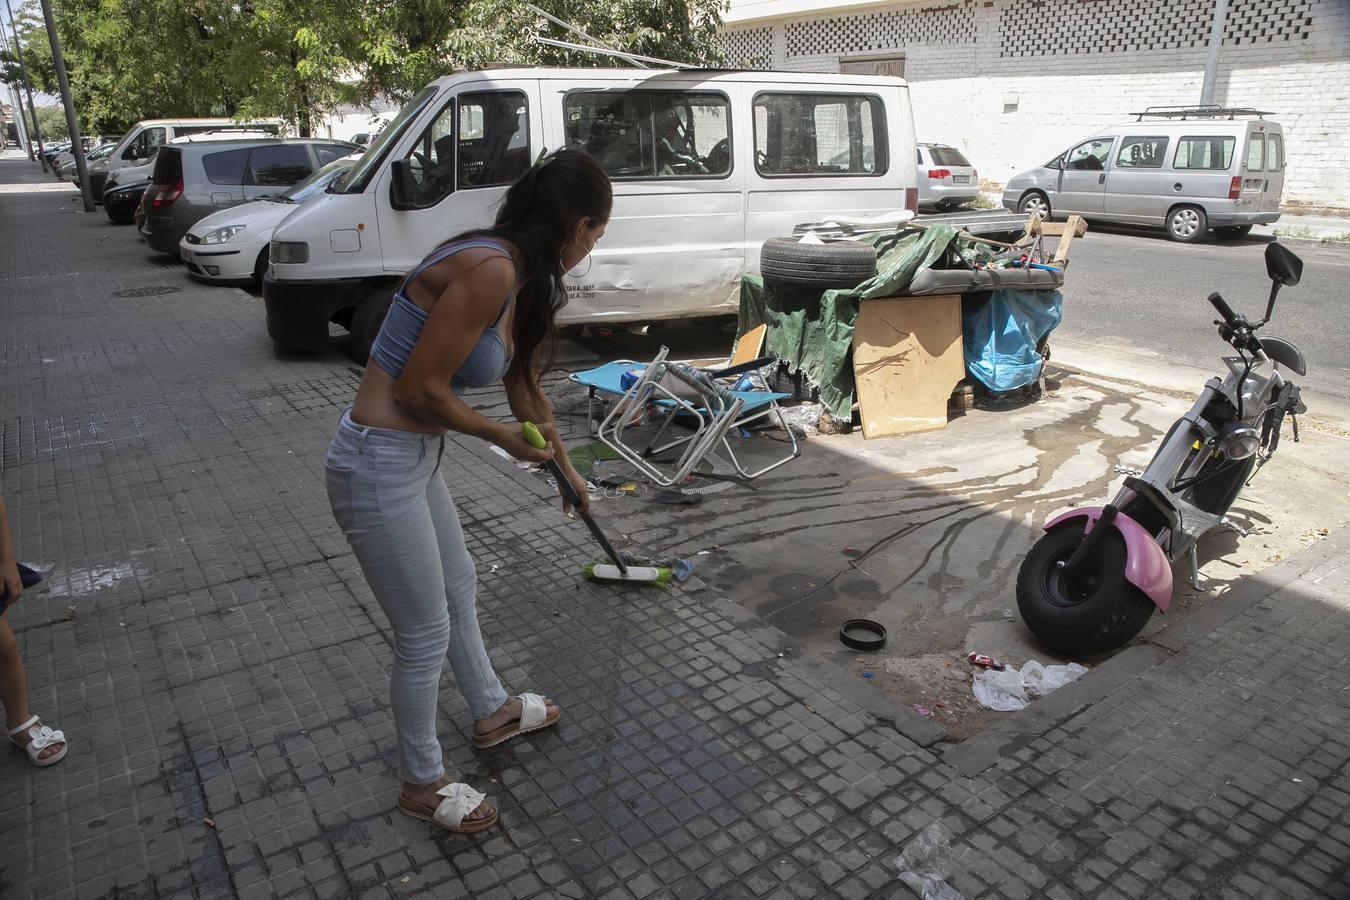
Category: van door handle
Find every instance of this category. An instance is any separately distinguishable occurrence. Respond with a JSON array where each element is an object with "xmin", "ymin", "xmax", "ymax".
[
  {"xmin": 1173, "ymin": 183, "xmax": 1183, "ymax": 192},
  {"xmin": 1098, "ymin": 173, "xmax": 1106, "ymax": 184}
]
